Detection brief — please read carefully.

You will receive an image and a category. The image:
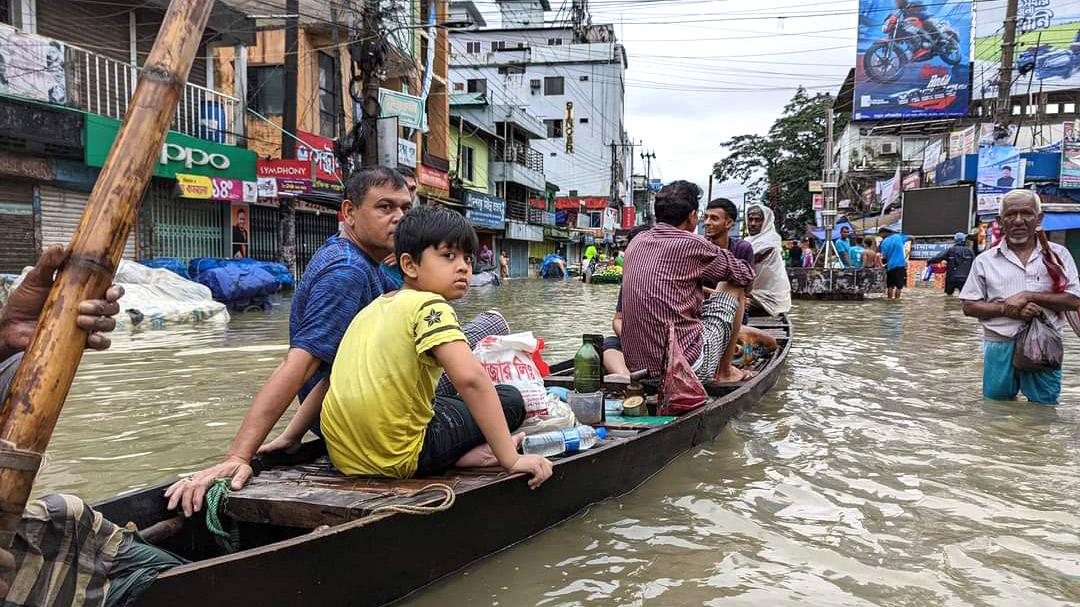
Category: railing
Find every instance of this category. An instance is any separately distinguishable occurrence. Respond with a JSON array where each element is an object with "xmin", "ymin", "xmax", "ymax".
[
  {"xmin": 494, "ymin": 142, "xmax": 543, "ymax": 173},
  {"xmin": 65, "ymin": 44, "xmax": 241, "ymax": 145}
]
